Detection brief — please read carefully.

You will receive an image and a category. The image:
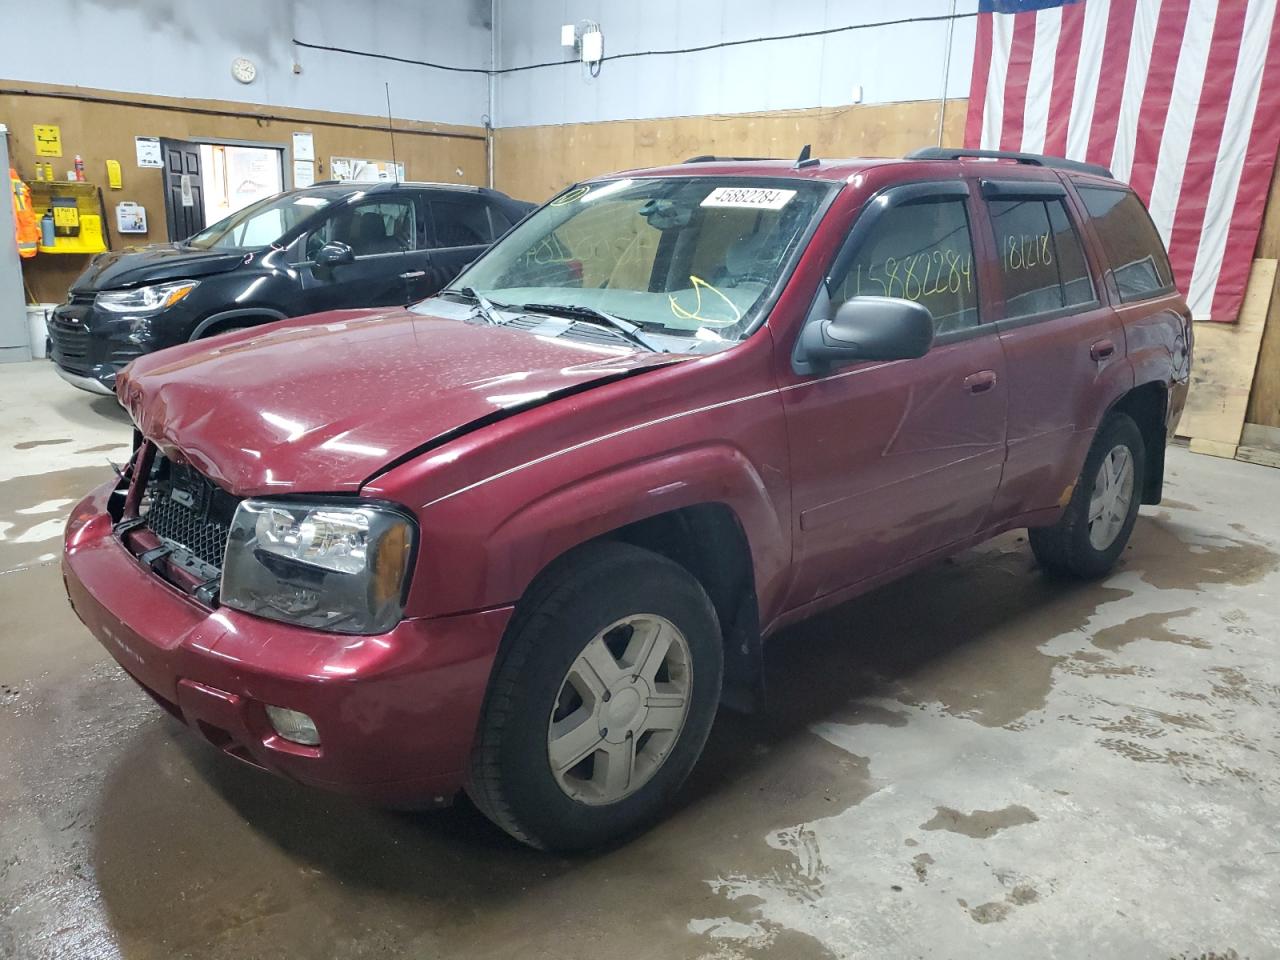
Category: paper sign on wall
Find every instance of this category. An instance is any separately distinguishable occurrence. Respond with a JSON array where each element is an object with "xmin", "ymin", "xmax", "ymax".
[
  {"xmin": 180, "ymin": 174, "xmax": 194, "ymax": 207},
  {"xmin": 116, "ymin": 202, "xmax": 147, "ymax": 234},
  {"xmin": 33, "ymin": 125, "xmax": 62, "ymax": 157},
  {"xmin": 293, "ymin": 159, "xmax": 315, "ymax": 188},
  {"xmin": 330, "ymin": 156, "xmax": 404, "ymax": 183},
  {"xmin": 135, "ymin": 137, "xmax": 163, "ymax": 168},
  {"xmin": 292, "ymin": 132, "xmax": 315, "ymax": 161}
]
